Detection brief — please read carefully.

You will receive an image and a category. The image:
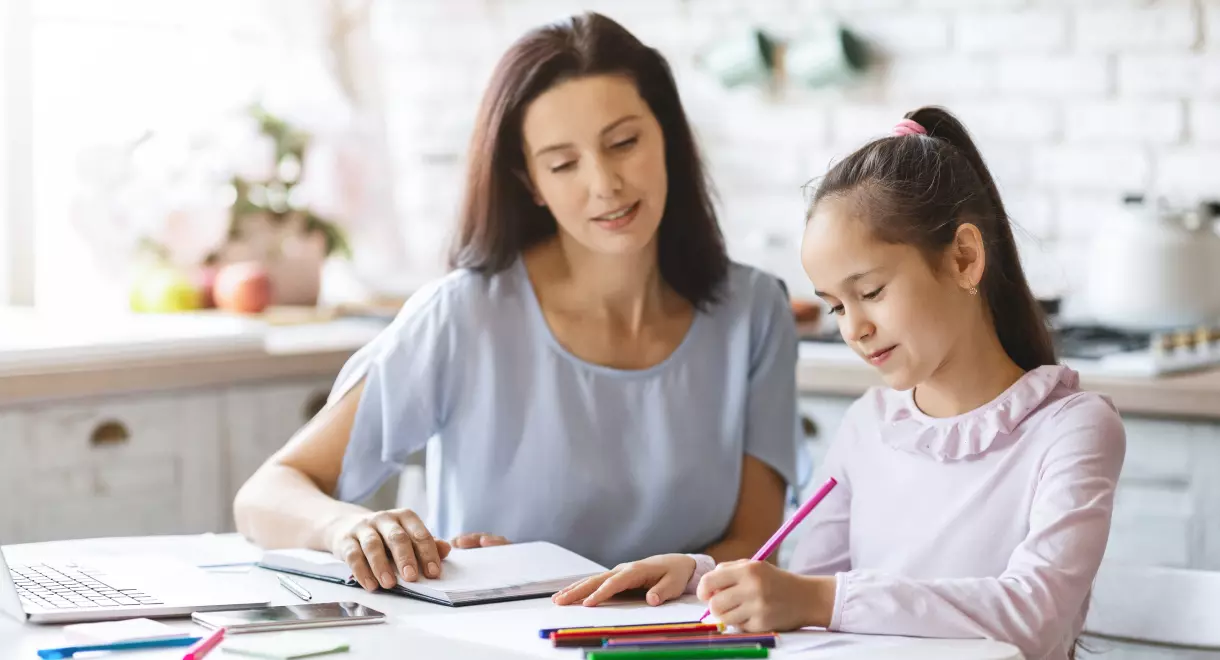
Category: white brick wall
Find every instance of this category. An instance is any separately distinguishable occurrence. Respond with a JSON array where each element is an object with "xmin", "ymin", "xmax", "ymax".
[
  {"xmin": 376, "ymin": 0, "xmax": 1220, "ymax": 301},
  {"xmin": 1119, "ymin": 54, "xmax": 1220, "ymax": 96},
  {"xmin": 850, "ymin": 15, "xmax": 951, "ymax": 55},
  {"xmin": 1075, "ymin": 7, "xmax": 1200, "ymax": 51},
  {"xmin": 956, "ymin": 11, "xmax": 1068, "ymax": 54},
  {"xmin": 1157, "ymin": 149, "xmax": 1220, "ymax": 196},
  {"xmin": 1064, "ymin": 101, "xmax": 1185, "ymax": 144},
  {"xmin": 996, "ymin": 56, "xmax": 1111, "ymax": 96},
  {"xmin": 1191, "ymin": 101, "xmax": 1220, "ymax": 141},
  {"xmin": 1033, "ymin": 146, "xmax": 1152, "ymax": 191},
  {"xmin": 1207, "ymin": 1, "xmax": 1220, "ymax": 47}
]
